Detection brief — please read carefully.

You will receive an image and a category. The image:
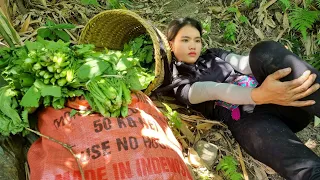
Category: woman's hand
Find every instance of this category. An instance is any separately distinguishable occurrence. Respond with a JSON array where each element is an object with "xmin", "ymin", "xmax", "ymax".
[{"xmin": 251, "ymin": 68, "xmax": 320, "ymax": 107}]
